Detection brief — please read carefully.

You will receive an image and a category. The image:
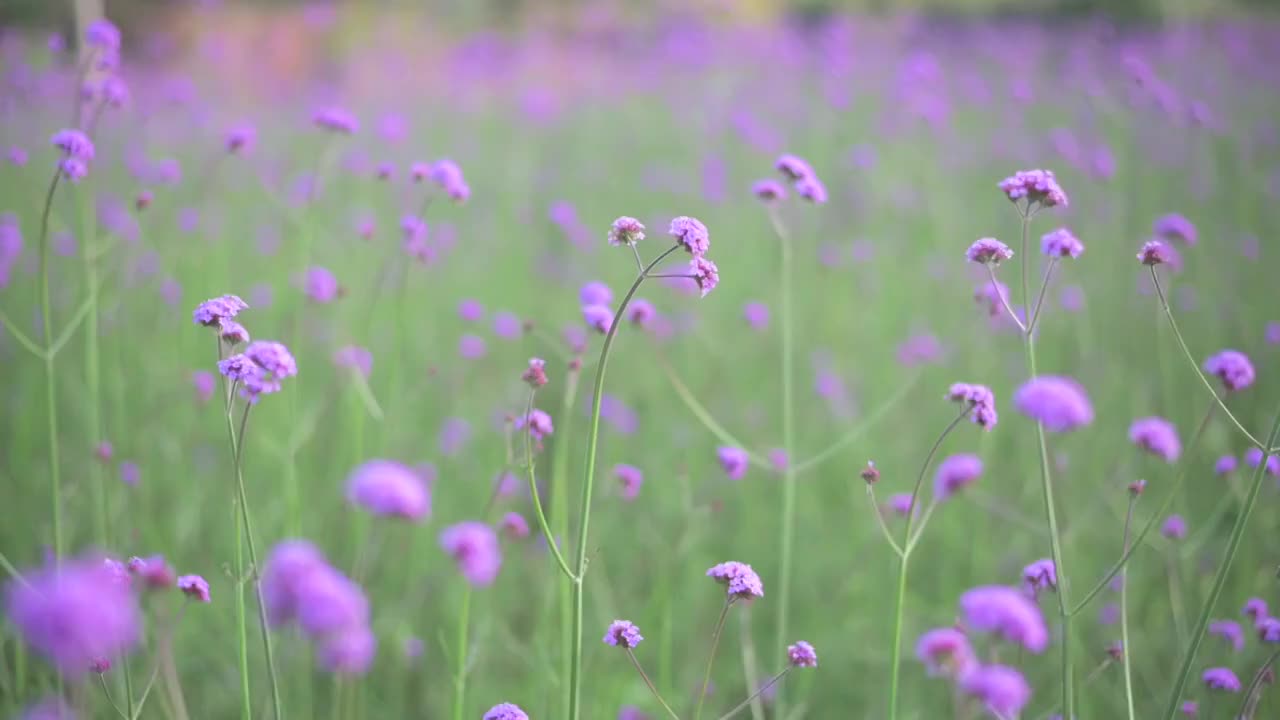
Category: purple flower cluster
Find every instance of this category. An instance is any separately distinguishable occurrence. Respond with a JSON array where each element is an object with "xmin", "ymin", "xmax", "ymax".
[
  {"xmin": 603, "ymin": 620, "xmax": 644, "ymax": 649},
  {"xmin": 1013, "ymin": 376, "xmax": 1094, "ymax": 432},
  {"xmin": 1138, "ymin": 240, "xmax": 1170, "ymax": 266},
  {"xmin": 1041, "ymin": 228, "xmax": 1084, "ymax": 258},
  {"xmin": 313, "ymin": 106, "xmax": 359, "ymax": 134},
  {"xmin": 1128, "ymin": 416, "xmax": 1182, "ymax": 463},
  {"xmin": 346, "ymin": 460, "xmax": 430, "ymax": 522},
  {"xmin": 192, "ymin": 294, "xmax": 248, "ymax": 327},
  {"xmin": 787, "ymin": 640, "xmax": 818, "ymax": 667},
  {"xmin": 959, "ymin": 664, "xmax": 1032, "ymax": 717},
  {"xmin": 440, "ymin": 522, "xmax": 502, "ymax": 587},
  {"xmin": 608, "ymin": 216, "xmax": 645, "ymax": 247},
  {"xmin": 1021, "ymin": 559, "xmax": 1057, "ymax": 597},
  {"xmin": 934, "ymin": 454, "xmax": 983, "ymax": 500},
  {"xmin": 916, "ymin": 627, "xmax": 975, "ymax": 677},
  {"xmin": 707, "ymin": 561, "xmax": 764, "ymax": 600},
  {"xmin": 959, "ymin": 585, "xmax": 1049, "ymax": 653},
  {"xmin": 947, "ymin": 382, "xmax": 998, "ymax": 430},
  {"xmin": 1203, "ymin": 350, "xmax": 1255, "ymax": 392},
  {"xmin": 483, "ymin": 703, "xmax": 528, "ymax": 720},
  {"xmin": 1208, "ymin": 619, "xmax": 1244, "ymax": 652},
  {"xmin": 1202, "ymin": 667, "xmax": 1241, "ymax": 692},
  {"xmin": 717, "ymin": 446, "xmax": 750, "ymax": 480},
  {"xmin": 614, "ymin": 464, "xmax": 643, "ymax": 500},
  {"xmin": 965, "ymin": 238, "xmax": 1014, "ymax": 265},
  {"xmin": 1154, "ymin": 213, "xmax": 1197, "ymax": 246},
  {"xmin": 217, "ymin": 340, "xmax": 298, "ymax": 403},
  {"xmin": 773, "ymin": 153, "xmax": 828, "ymax": 204},
  {"xmin": 428, "ymin": 159, "xmax": 470, "ymax": 202},
  {"xmin": 997, "ymin": 169, "xmax": 1068, "ymax": 208},
  {"xmin": 261, "ymin": 540, "xmax": 376, "ymax": 674}
]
